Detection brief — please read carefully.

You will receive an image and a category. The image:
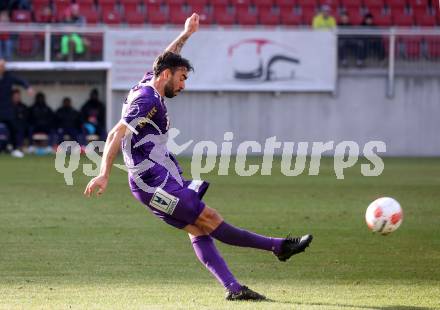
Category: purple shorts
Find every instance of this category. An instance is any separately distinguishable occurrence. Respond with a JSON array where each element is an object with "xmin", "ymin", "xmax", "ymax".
[{"xmin": 131, "ymin": 179, "xmax": 209, "ymax": 229}]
